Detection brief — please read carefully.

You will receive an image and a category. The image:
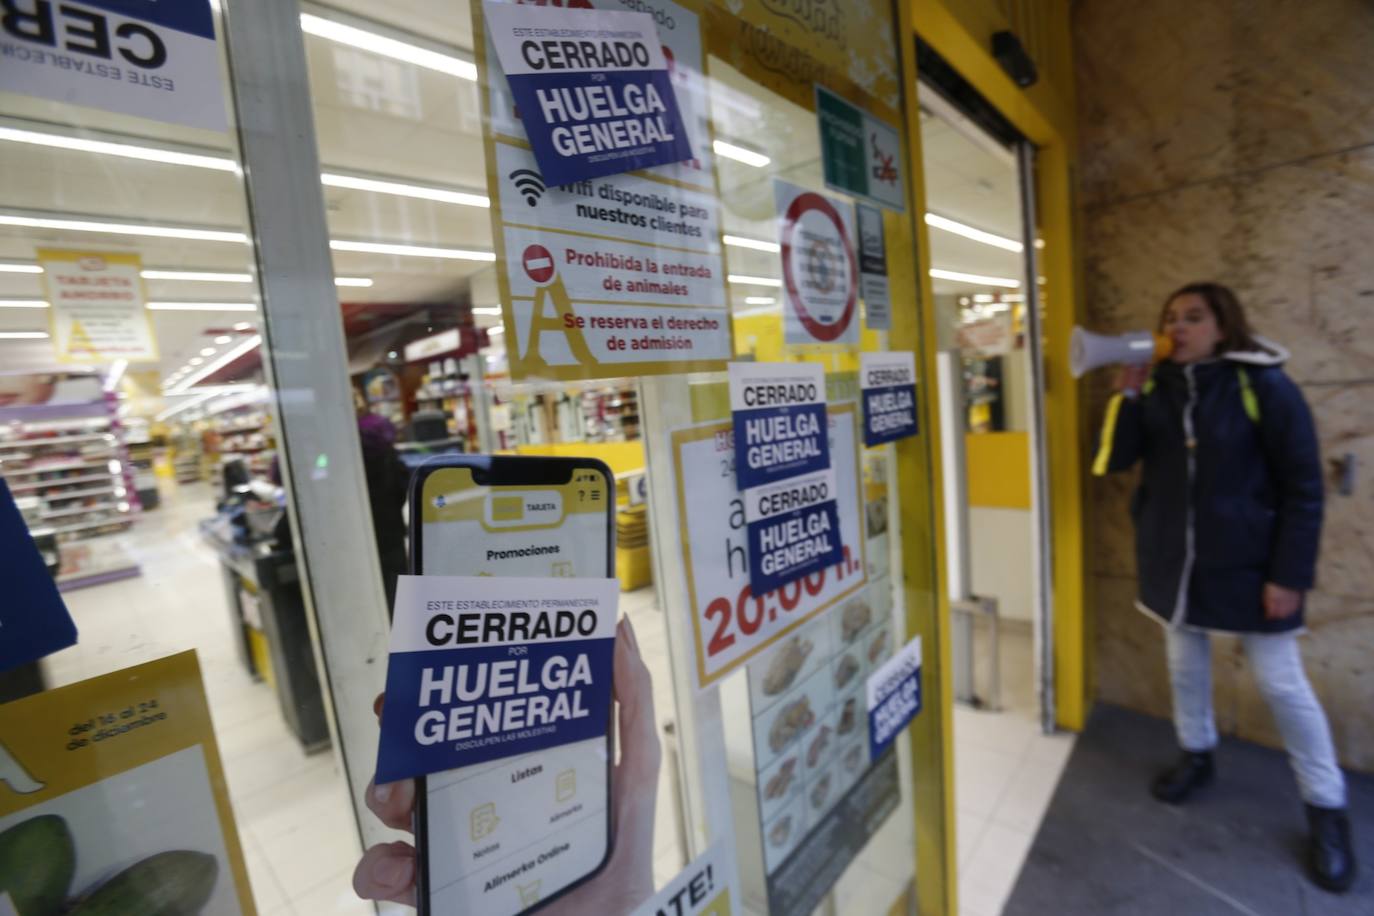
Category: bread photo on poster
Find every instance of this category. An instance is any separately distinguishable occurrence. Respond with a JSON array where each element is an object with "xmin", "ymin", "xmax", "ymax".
[{"xmin": 0, "ymin": 746, "xmax": 242, "ymax": 914}]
